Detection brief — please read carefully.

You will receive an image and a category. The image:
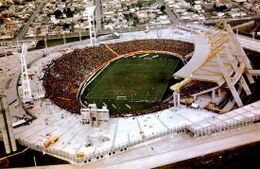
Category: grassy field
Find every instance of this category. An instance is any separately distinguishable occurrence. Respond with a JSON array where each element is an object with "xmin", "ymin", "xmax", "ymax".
[{"xmin": 80, "ymin": 53, "xmax": 181, "ymax": 114}]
